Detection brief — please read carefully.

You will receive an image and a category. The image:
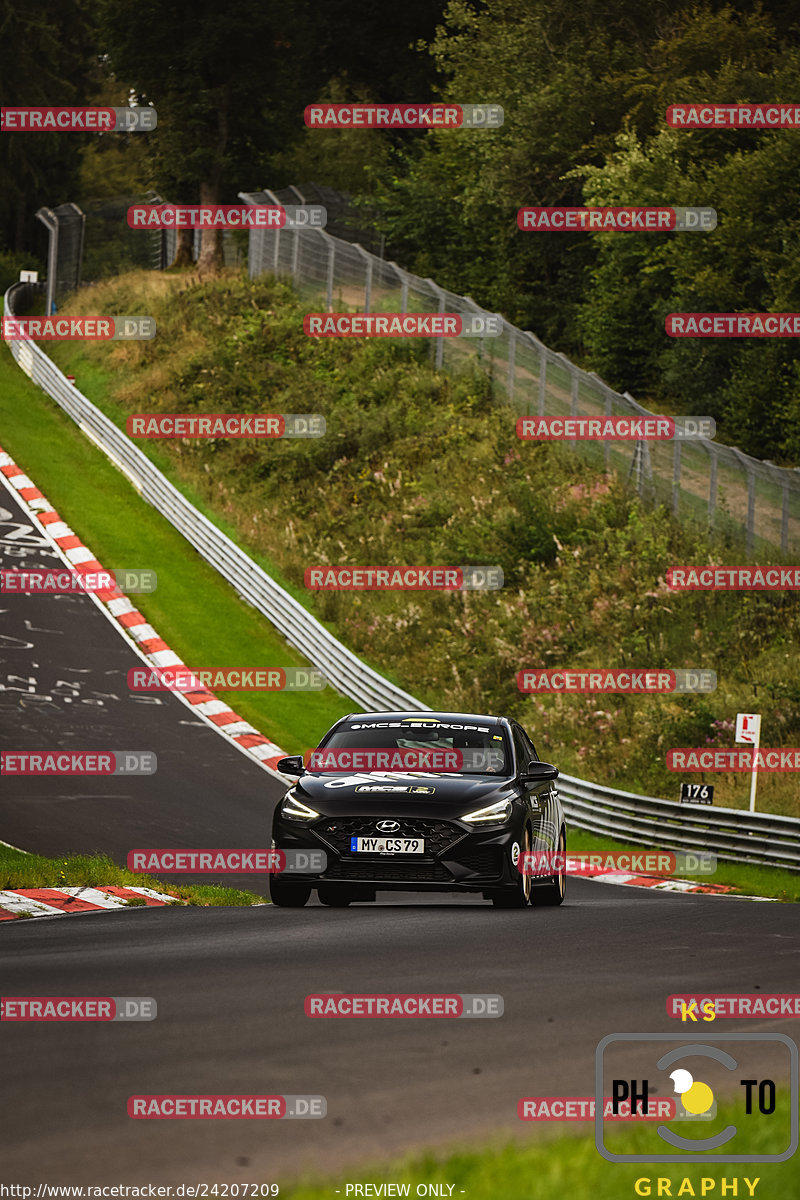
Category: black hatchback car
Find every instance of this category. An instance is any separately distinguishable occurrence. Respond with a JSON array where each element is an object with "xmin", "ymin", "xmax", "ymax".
[{"xmin": 269, "ymin": 710, "xmax": 566, "ymax": 908}]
